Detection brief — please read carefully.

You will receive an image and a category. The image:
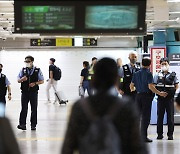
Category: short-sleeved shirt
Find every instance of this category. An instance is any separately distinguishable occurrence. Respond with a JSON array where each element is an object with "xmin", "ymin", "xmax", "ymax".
[
  {"xmin": 118, "ymin": 63, "xmax": 139, "ymax": 77},
  {"xmin": 0, "ymin": 73, "xmax": 10, "ymax": 86},
  {"xmin": 153, "ymin": 71, "xmax": 179, "ymax": 85},
  {"xmin": 80, "ymin": 68, "xmax": 89, "ymax": 81},
  {"xmin": 17, "ymin": 66, "xmax": 44, "ymax": 81},
  {"xmin": 49, "ymin": 64, "xmax": 56, "ymax": 78},
  {"xmin": 131, "ymin": 68, "xmax": 153, "ymax": 93}
]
